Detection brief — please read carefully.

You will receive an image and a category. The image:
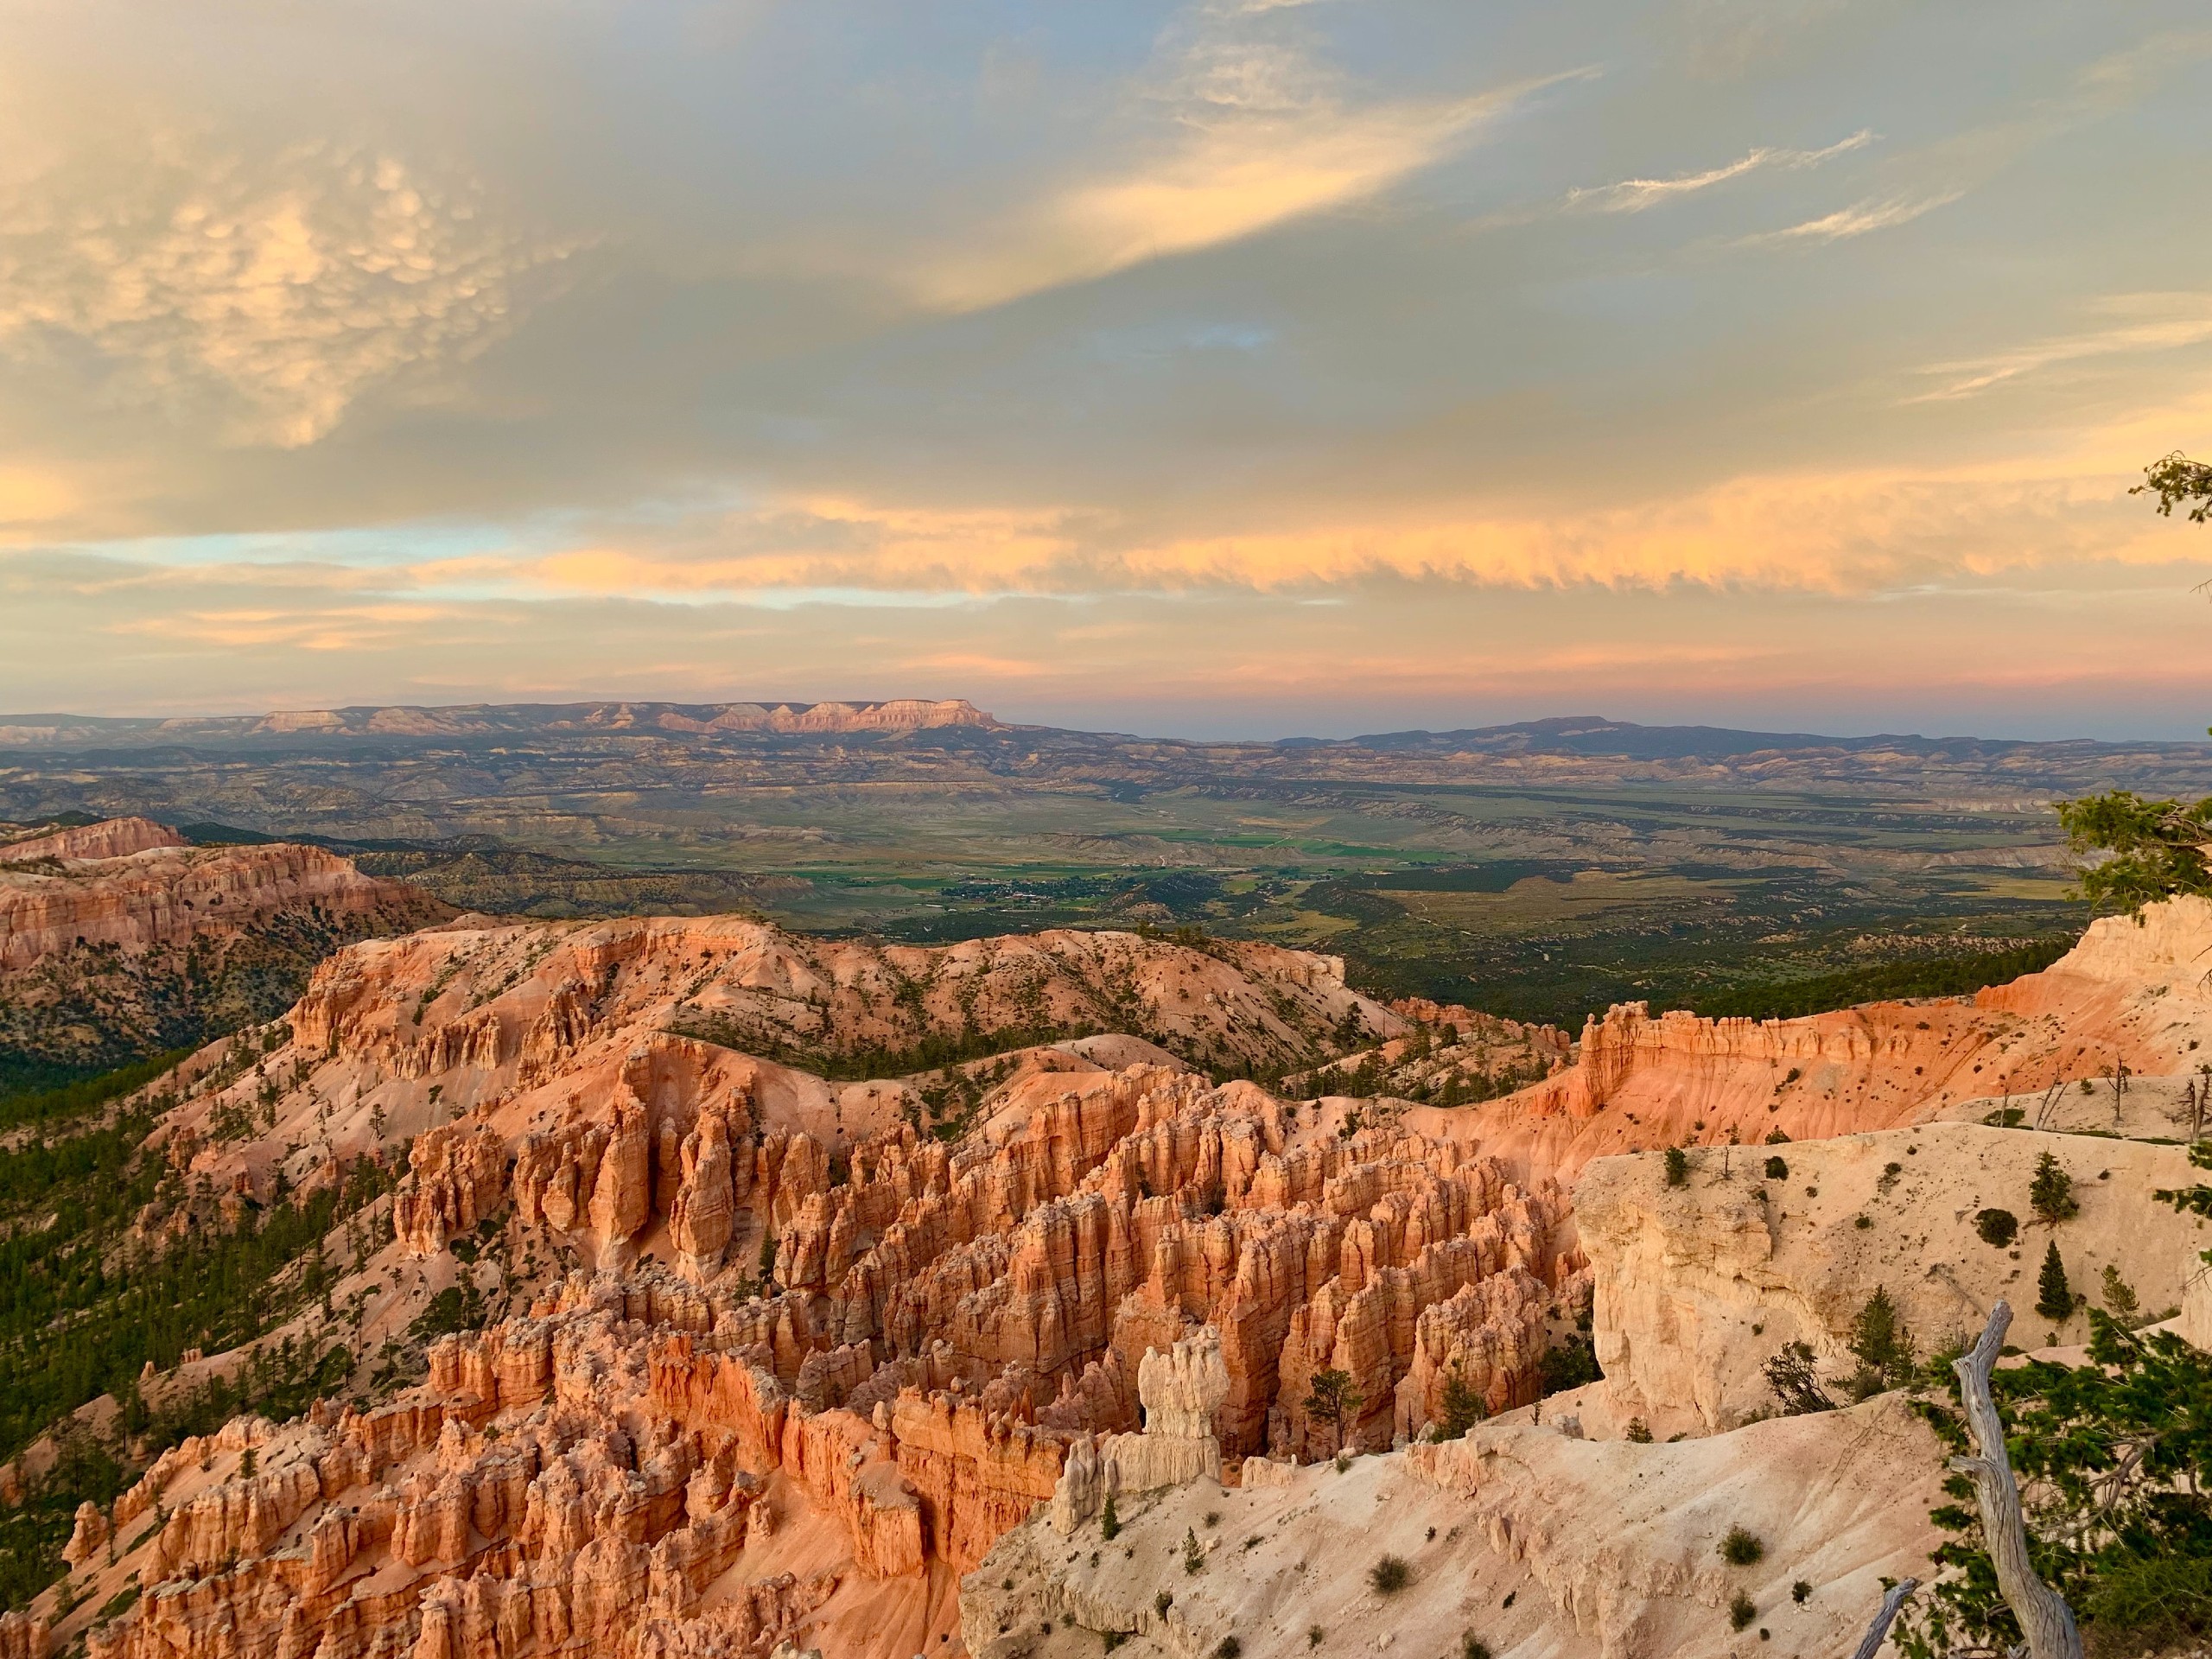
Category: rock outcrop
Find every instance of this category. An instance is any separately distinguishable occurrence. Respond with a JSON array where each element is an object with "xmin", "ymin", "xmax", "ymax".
[
  {"xmin": 1576, "ymin": 1123, "xmax": 2208, "ymax": 1434},
  {"xmin": 968, "ymin": 1393, "xmax": 1946, "ymax": 1659},
  {"xmin": 54, "ymin": 916, "xmax": 1569, "ymax": 1659},
  {"xmin": 1047, "ymin": 1328, "xmax": 1230, "ymax": 1532},
  {"xmin": 0, "ymin": 817, "xmax": 452, "ymax": 1075},
  {"xmin": 1415, "ymin": 898, "xmax": 2212, "ymax": 1184}
]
